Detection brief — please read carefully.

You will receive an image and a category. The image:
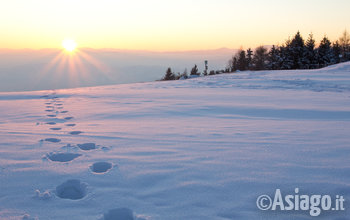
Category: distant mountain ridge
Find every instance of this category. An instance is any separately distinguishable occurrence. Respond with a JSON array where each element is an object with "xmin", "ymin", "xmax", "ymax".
[{"xmin": 0, "ymin": 47, "xmax": 240, "ymax": 92}]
